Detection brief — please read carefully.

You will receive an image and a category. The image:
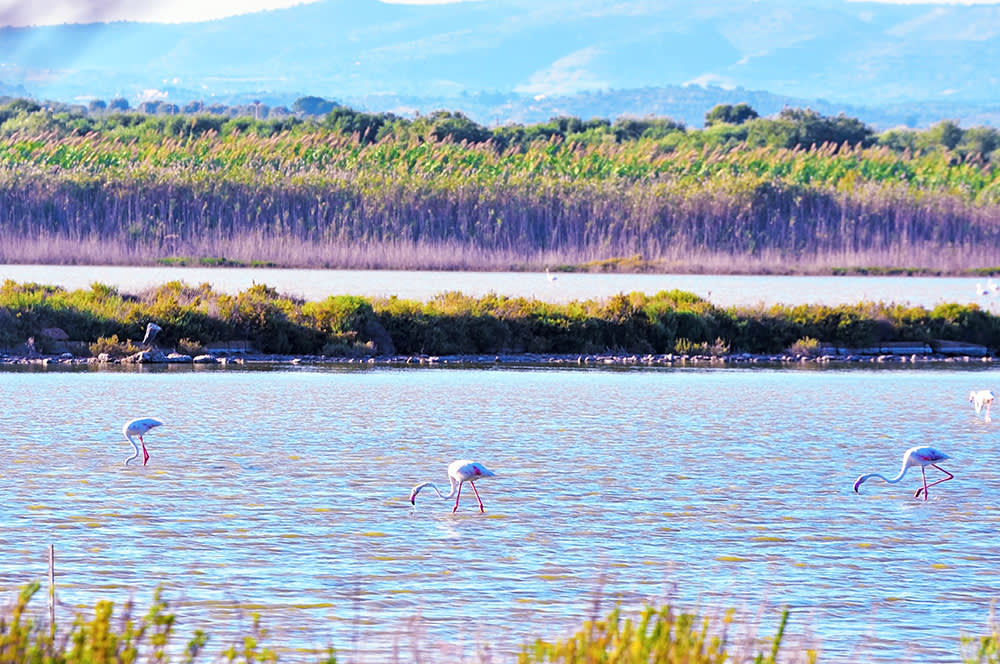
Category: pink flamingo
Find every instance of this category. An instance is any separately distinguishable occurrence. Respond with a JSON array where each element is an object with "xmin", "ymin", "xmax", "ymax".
[
  {"xmin": 969, "ymin": 389, "xmax": 995, "ymax": 422},
  {"xmin": 853, "ymin": 446, "xmax": 953, "ymax": 501},
  {"xmin": 409, "ymin": 460, "xmax": 496, "ymax": 513},
  {"xmin": 123, "ymin": 417, "xmax": 163, "ymax": 466}
]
